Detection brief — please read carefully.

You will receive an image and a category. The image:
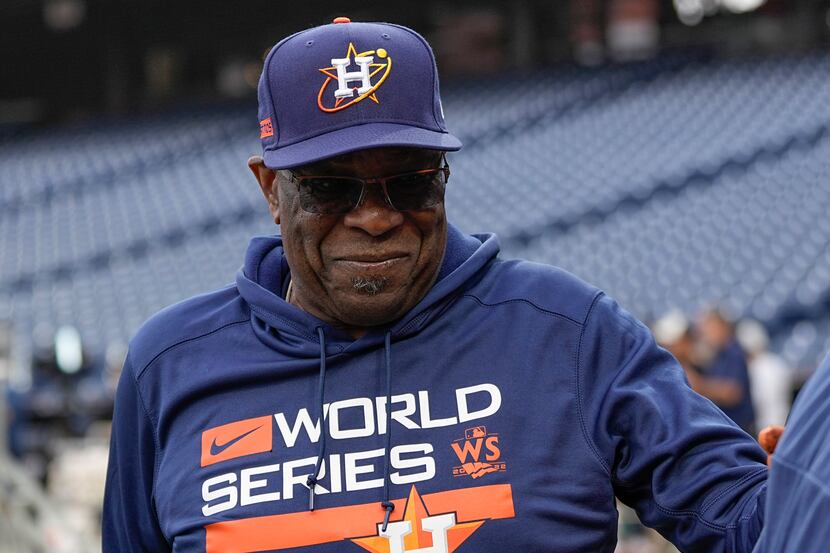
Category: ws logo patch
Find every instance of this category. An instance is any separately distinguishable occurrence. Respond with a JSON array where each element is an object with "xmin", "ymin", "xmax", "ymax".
[{"xmin": 451, "ymin": 426, "xmax": 506, "ymax": 479}]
